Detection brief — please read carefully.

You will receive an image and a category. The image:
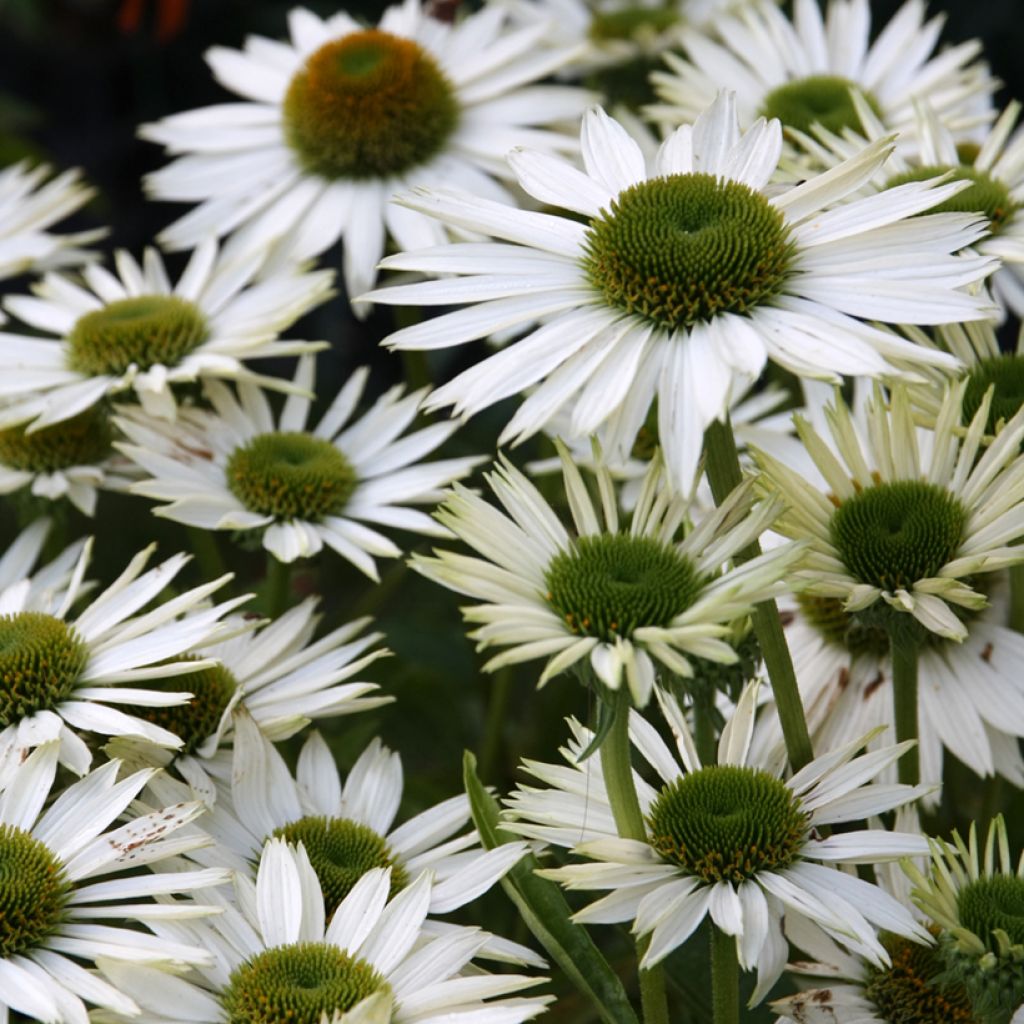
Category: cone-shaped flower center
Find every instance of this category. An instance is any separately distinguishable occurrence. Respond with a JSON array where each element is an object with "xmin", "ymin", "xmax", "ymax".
[
  {"xmin": 272, "ymin": 817, "xmax": 408, "ymax": 915},
  {"xmin": 864, "ymin": 936, "xmax": 977, "ymax": 1024},
  {"xmin": 120, "ymin": 658, "xmax": 238, "ymax": 755},
  {"xmin": 761, "ymin": 74, "xmax": 880, "ymax": 135},
  {"xmin": 647, "ymin": 765, "xmax": 807, "ymax": 883},
  {"xmin": 0, "ymin": 405, "xmax": 113, "ymax": 473},
  {"xmin": 588, "ymin": 5, "xmax": 678, "ymax": 40},
  {"xmin": 544, "ymin": 534, "xmax": 703, "ymax": 641},
  {"xmin": 67, "ymin": 295, "xmax": 208, "ymax": 377},
  {"xmin": 830, "ymin": 481, "xmax": 967, "ymax": 592},
  {"xmin": 582, "ymin": 172, "xmax": 794, "ymax": 331},
  {"xmin": 0, "ymin": 612, "xmax": 88, "ymax": 727},
  {"xmin": 796, "ymin": 593, "xmax": 890, "ymax": 656},
  {"xmin": 0, "ymin": 825, "xmax": 71, "ymax": 958},
  {"xmin": 226, "ymin": 432, "xmax": 358, "ymax": 521},
  {"xmin": 887, "ymin": 164, "xmax": 1017, "ymax": 234},
  {"xmin": 222, "ymin": 942, "xmax": 389, "ymax": 1024},
  {"xmin": 958, "ymin": 876, "xmax": 1024, "ymax": 952},
  {"xmin": 963, "ymin": 355, "xmax": 1024, "ymax": 435},
  {"xmin": 283, "ymin": 29, "xmax": 460, "ymax": 180}
]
